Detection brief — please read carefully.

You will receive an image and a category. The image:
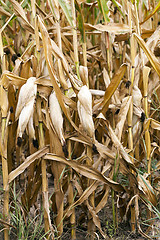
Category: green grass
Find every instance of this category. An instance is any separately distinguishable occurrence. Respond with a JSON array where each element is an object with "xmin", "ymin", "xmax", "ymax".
[{"xmin": 0, "ymin": 182, "xmax": 52, "ymax": 240}]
